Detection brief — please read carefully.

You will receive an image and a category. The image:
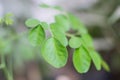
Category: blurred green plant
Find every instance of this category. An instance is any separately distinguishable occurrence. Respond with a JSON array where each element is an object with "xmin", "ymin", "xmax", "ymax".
[
  {"xmin": 0, "ymin": 13, "xmax": 36, "ymax": 80},
  {"xmin": 0, "ymin": 13, "xmax": 13, "ymax": 25},
  {"xmin": 25, "ymin": 4, "xmax": 110, "ymax": 73},
  {"xmin": 0, "ymin": 4, "xmax": 110, "ymax": 80}
]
